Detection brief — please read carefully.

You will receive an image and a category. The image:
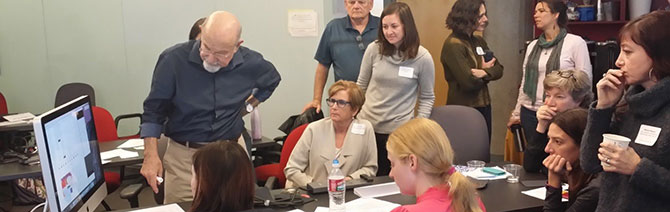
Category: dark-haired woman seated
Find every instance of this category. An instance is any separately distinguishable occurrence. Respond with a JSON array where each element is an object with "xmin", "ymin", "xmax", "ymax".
[{"xmin": 542, "ymin": 109, "xmax": 599, "ymax": 212}]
